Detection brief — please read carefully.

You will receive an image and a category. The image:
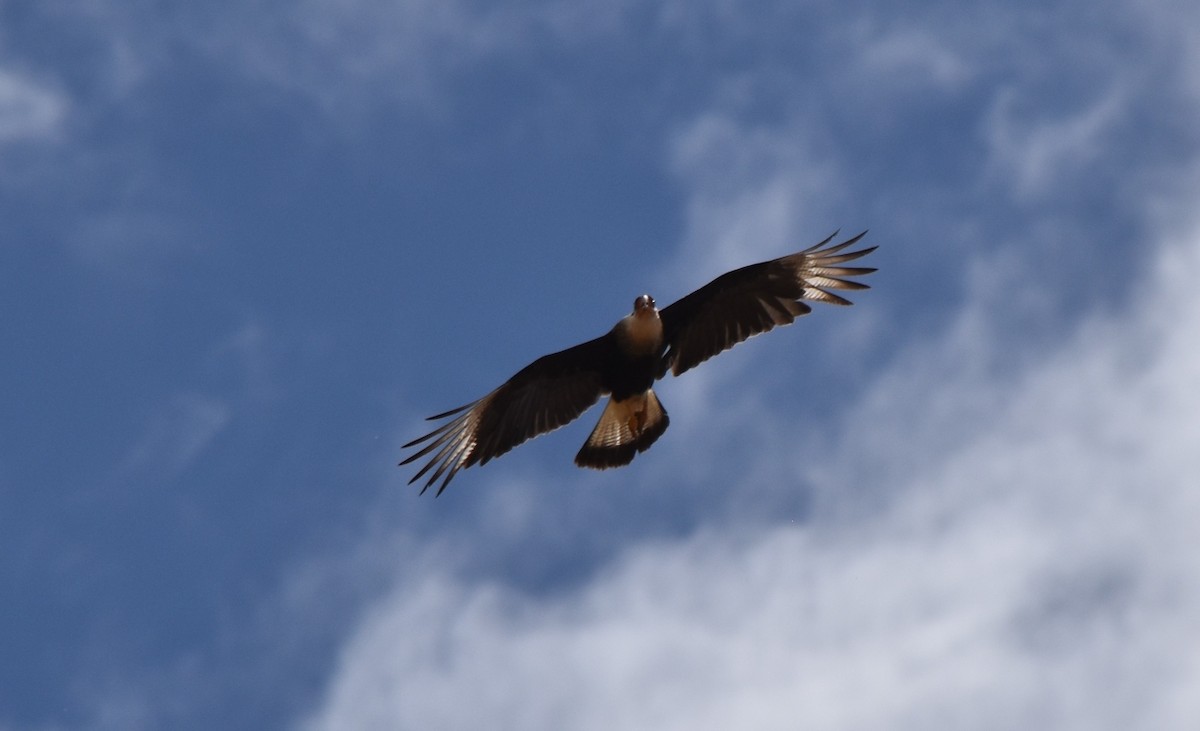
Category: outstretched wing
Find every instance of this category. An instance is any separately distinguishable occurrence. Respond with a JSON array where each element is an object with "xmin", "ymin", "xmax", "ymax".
[
  {"xmin": 658, "ymin": 231, "xmax": 876, "ymax": 378},
  {"xmin": 400, "ymin": 335, "xmax": 614, "ymax": 495}
]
